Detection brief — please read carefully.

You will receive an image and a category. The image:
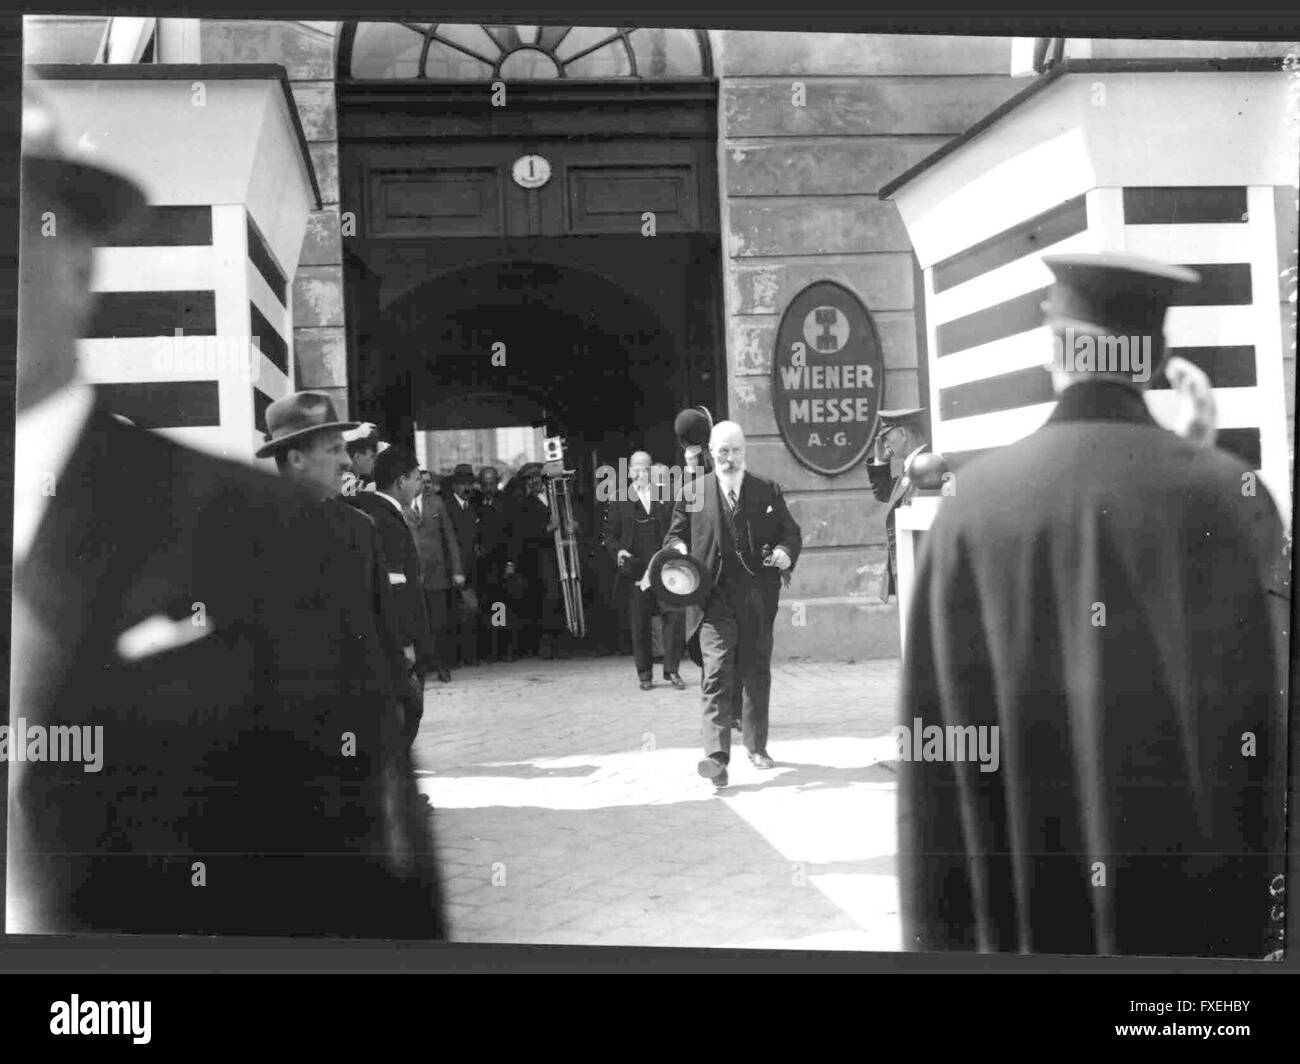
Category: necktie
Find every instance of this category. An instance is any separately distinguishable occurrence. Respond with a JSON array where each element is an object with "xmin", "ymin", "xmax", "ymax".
[{"xmin": 727, "ymin": 488, "xmax": 738, "ymax": 511}]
